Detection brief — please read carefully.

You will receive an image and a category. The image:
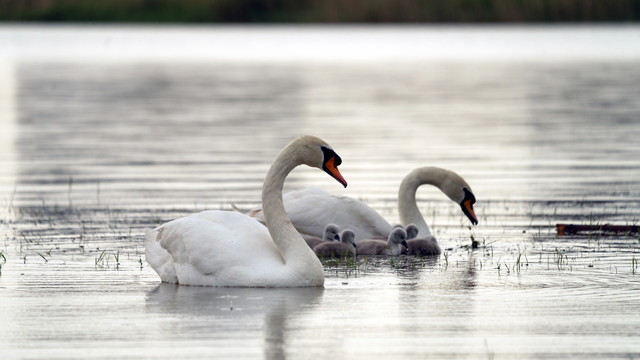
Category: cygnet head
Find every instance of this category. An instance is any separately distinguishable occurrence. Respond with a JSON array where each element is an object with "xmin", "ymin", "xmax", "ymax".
[
  {"xmin": 340, "ymin": 229, "xmax": 357, "ymax": 248},
  {"xmin": 406, "ymin": 224, "xmax": 419, "ymax": 240},
  {"xmin": 323, "ymin": 223, "xmax": 341, "ymax": 242},
  {"xmin": 388, "ymin": 227, "xmax": 408, "ymax": 249}
]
